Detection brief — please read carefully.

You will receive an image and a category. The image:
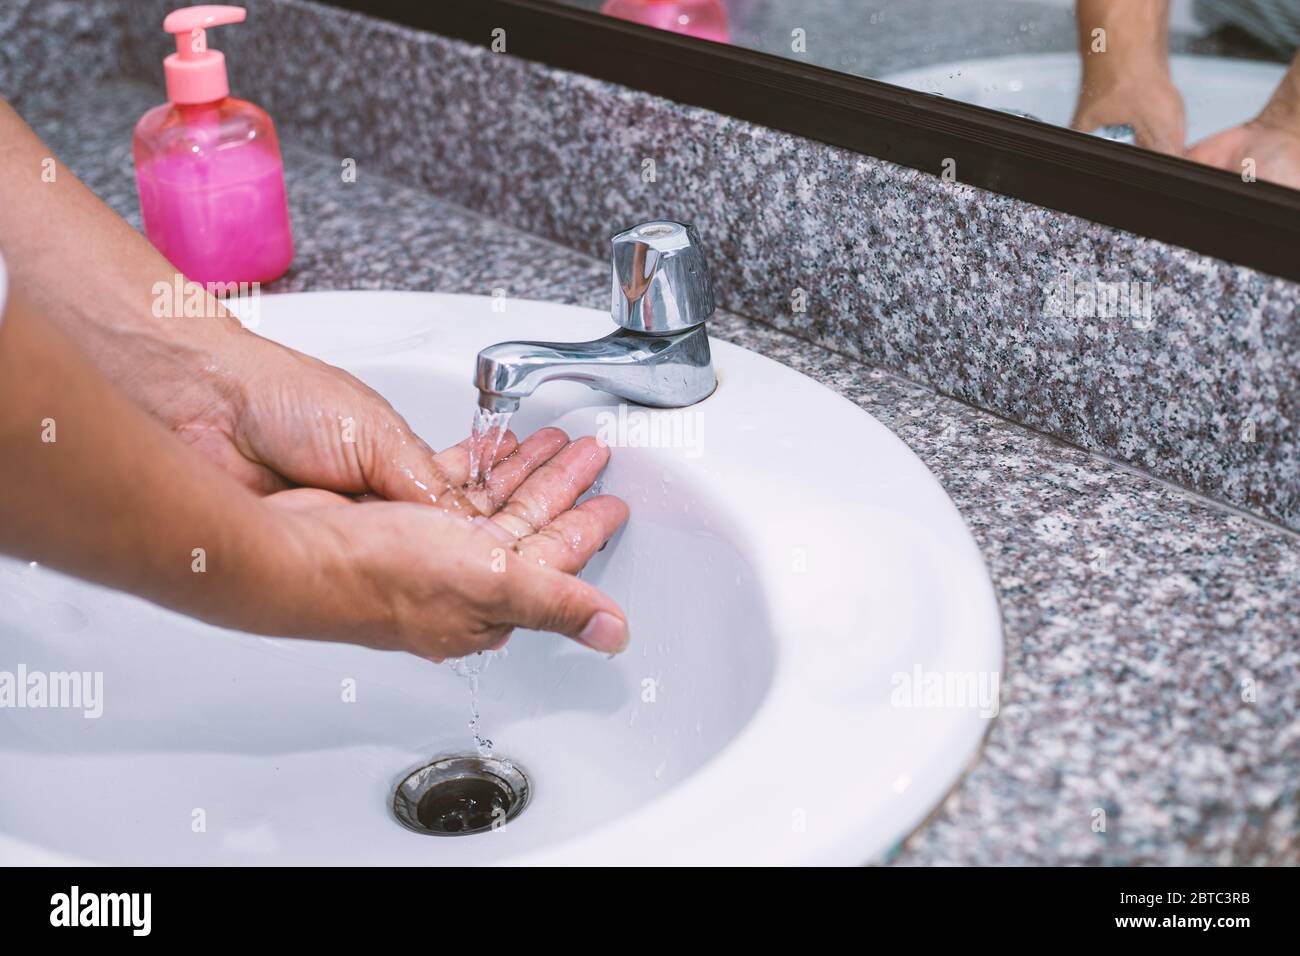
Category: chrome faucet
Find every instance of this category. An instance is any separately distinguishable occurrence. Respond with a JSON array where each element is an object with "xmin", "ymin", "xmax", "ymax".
[{"xmin": 474, "ymin": 221, "xmax": 717, "ymax": 413}]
